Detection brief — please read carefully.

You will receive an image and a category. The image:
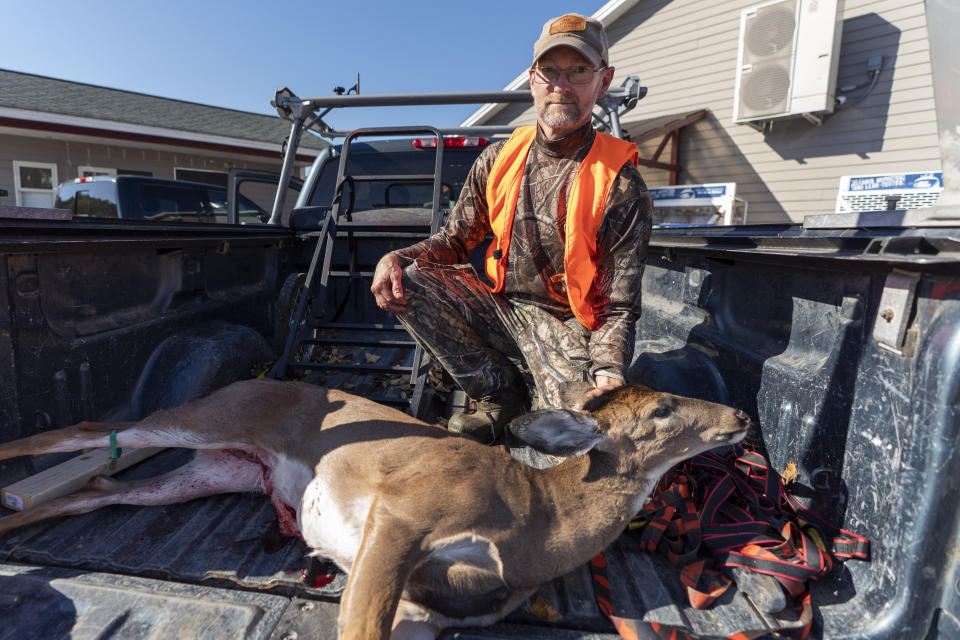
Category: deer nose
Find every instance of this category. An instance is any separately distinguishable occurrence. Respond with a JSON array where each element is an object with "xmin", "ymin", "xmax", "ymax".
[{"xmin": 734, "ymin": 409, "xmax": 751, "ymax": 426}]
